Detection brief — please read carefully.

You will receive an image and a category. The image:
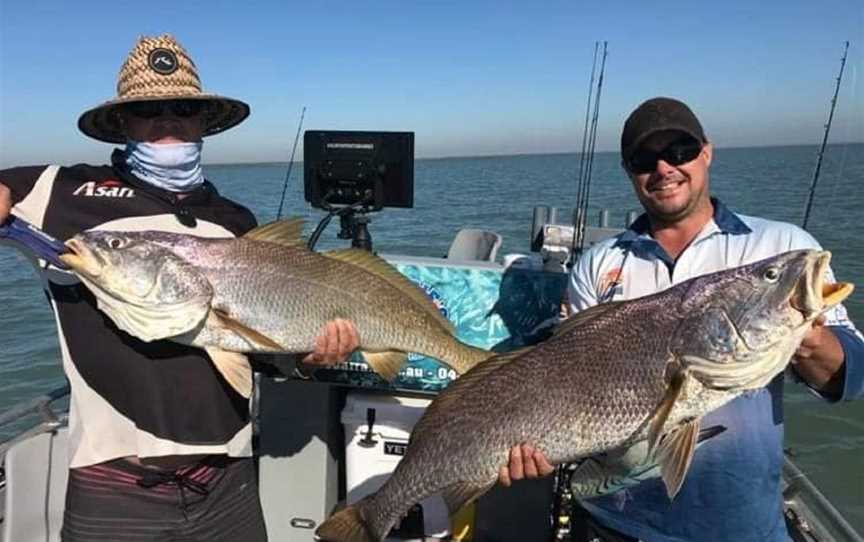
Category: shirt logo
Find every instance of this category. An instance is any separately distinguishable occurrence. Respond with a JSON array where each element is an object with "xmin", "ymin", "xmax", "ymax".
[
  {"xmin": 73, "ymin": 180, "xmax": 135, "ymax": 198},
  {"xmin": 598, "ymin": 267, "xmax": 624, "ymax": 301},
  {"xmin": 148, "ymin": 49, "xmax": 178, "ymax": 75}
]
